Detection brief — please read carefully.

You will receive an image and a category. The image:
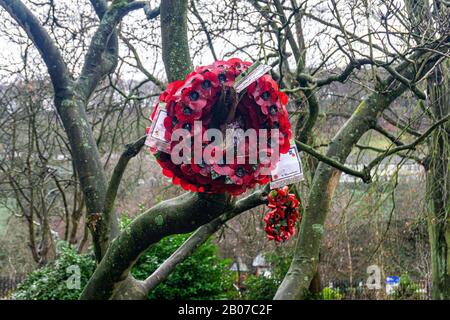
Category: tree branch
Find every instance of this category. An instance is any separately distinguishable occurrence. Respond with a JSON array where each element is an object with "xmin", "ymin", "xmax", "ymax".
[
  {"xmin": 80, "ymin": 192, "xmax": 234, "ymax": 299},
  {"xmin": 0, "ymin": 0, "xmax": 71, "ymax": 97},
  {"xmin": 276, "ymin": 33, "xmax": 450, "ymax": 300},
  {"xmin": 366, "ymin": 113, "xmax": 450, "ymax": 172},
  {"xmin": 295, "ymin": 140, "xmax": 371, "ymax": 183},
  {"xmin": 101, "ymin": 135, "xmax": 147, "ymax": 248},
  {"xmin": 142, "ymin": 186, "xmax": 269, "ymax": 294},
  {"xmin": 77, "ymin": 1, "xmax": 147, "ymax": 100},
  {"xmin": 190, "ymin": 0, "xmax": 218, "ymax": 61}
]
